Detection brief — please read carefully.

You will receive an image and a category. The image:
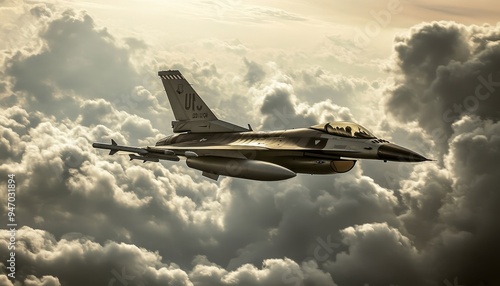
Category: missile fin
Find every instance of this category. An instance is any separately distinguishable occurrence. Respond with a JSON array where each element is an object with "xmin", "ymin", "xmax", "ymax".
[{"xmin": 202, "ymin": 171, "xmax": 219, "ymax": 181}]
